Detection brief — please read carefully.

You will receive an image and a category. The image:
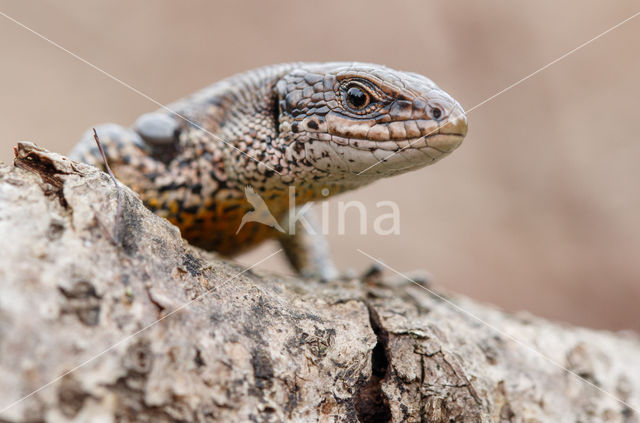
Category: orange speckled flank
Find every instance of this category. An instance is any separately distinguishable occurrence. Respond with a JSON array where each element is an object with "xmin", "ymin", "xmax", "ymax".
[
  {"xmin": 171, "ymin": 204, "xmax": 278, "ymax": 256},
  {"xmin": 138, "ymin": 180, "xmax": 294, "ymax": 255}
]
